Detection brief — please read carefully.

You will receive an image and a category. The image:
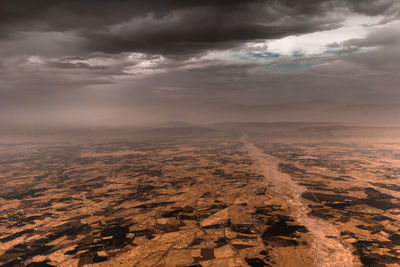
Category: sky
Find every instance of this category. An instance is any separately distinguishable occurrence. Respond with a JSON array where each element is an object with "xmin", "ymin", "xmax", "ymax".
[{"xmin": 0, "ymin": 0, "xmax": 399, "ymax": 127}]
